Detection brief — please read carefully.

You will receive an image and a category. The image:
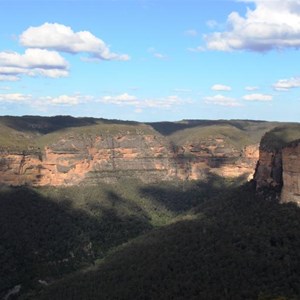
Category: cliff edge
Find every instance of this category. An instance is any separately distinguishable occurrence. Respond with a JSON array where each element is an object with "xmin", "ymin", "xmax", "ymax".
[
  {"xmin": 0, "ymin": 116, "xmax": 289, "ymax": 186},
  {"xmin": 254, "ymin": 125, "xmax": 300, "ymax": 204}
]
